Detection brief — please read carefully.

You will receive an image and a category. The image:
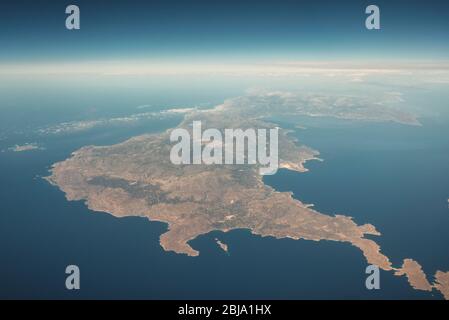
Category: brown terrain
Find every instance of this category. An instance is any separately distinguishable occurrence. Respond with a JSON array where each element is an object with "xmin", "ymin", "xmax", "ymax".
[{"xmin": 46, "ymin": 92, "xmax": 447, "ymax": 299}]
